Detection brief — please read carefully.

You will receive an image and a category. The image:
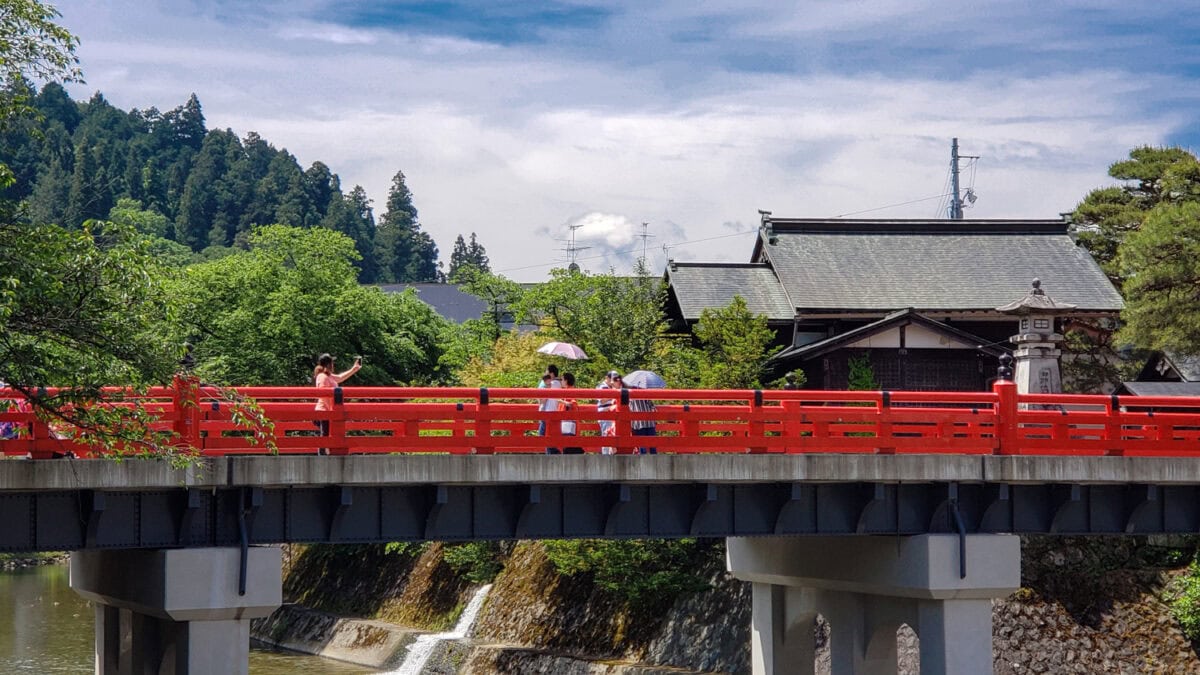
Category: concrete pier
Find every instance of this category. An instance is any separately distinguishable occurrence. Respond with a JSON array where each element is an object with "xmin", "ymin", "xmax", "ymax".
[
  {"xmin": 728, "ymin": 535, "xmax": 1020, "ymax": 675},
  {"xmin": 71, "ymin": 547, "xmax": 281, "ymax": 675}
]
